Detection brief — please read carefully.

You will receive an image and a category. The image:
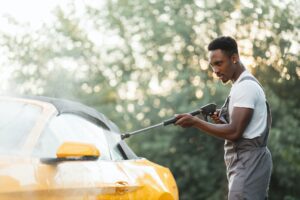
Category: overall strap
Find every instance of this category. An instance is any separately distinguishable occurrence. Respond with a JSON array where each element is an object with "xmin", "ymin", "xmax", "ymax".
[
  {"xmin": 238, "ymin": 76, "xmax": 263, "ymax": 88},
  {"xmin": 219, "ymin": 96, "xmax": 230, "ymax": 124}
]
